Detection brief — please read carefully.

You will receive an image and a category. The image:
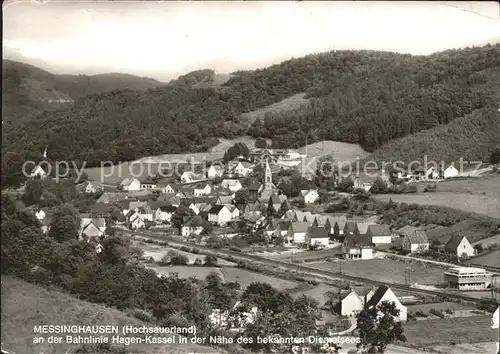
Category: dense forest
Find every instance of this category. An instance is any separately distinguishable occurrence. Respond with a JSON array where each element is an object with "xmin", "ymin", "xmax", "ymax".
[{"xmin": 2, "ymin": 44, "xmax": 500, "ymax": 179}]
